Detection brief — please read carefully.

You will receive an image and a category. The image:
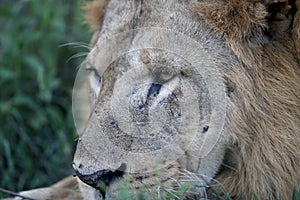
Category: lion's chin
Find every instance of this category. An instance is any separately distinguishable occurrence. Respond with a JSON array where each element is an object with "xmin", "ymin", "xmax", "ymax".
[
  {"xmin": 77, "ymin": 163, "xmax": 210, "ymax": 200},
  {"xmin": 77, "ymin": 177, "xmax": 103, "ymax": 200},
  {"xmin": 82, "ymin": 174, "xmax": 208, "ymax": 200}
]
